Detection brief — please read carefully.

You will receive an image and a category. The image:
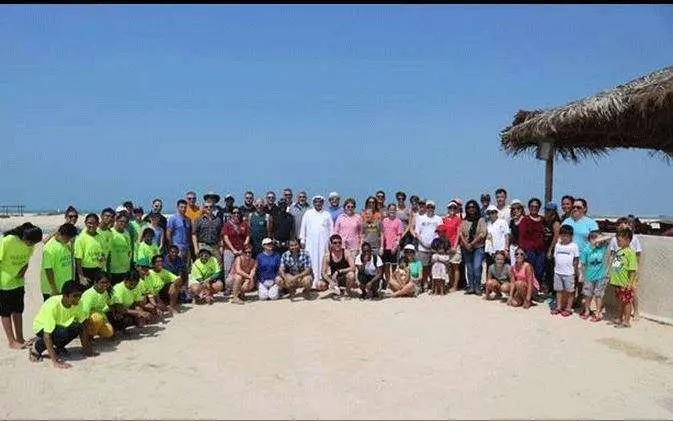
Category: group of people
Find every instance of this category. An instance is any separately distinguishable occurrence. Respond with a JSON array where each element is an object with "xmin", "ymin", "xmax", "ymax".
[{"xmin": 0, "ymin": 188, "xmax": 643, "ymax": 369}]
